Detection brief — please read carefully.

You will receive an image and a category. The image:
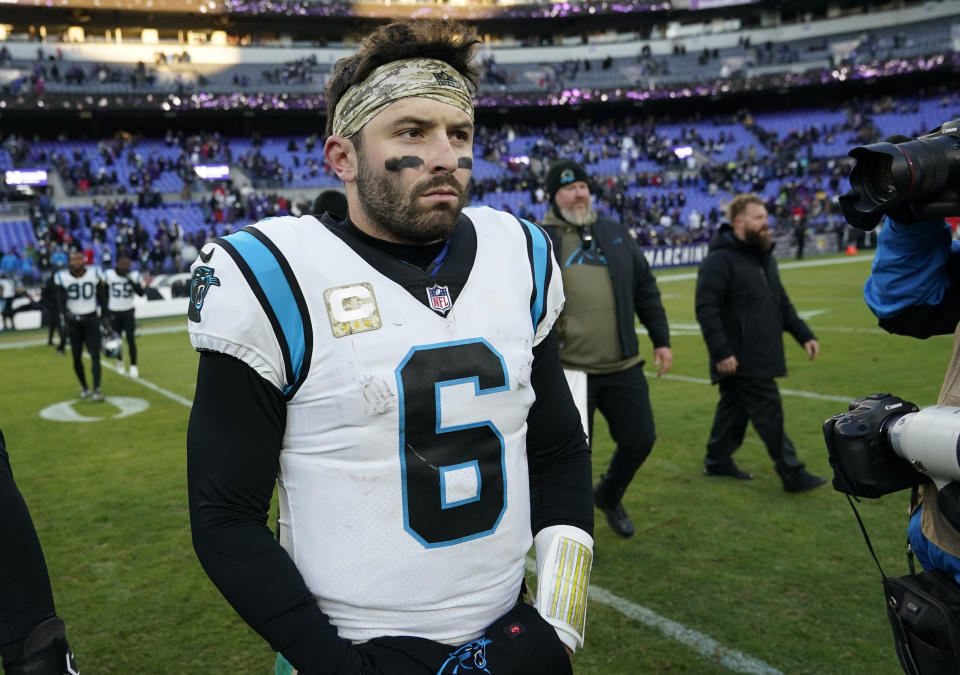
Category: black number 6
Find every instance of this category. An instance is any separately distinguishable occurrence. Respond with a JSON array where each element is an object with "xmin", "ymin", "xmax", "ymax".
[{"xmin": 396, "ymin": 339, "xmax": 509, "ymax": 548}]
